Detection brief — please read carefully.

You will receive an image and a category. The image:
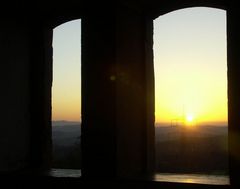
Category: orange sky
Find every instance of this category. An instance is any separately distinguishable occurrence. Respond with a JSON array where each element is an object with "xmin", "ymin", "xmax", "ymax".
[
  {"xmin": 154, "ymin": 7, "xmax": 227, "ymax": 124},
  {"xmin": 52, "ymin": 20, "xmax": 81, "ymax": 122},
  {"xmin": 52, "ymin": 8, "xmax": 227, "ymax": 125}
]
